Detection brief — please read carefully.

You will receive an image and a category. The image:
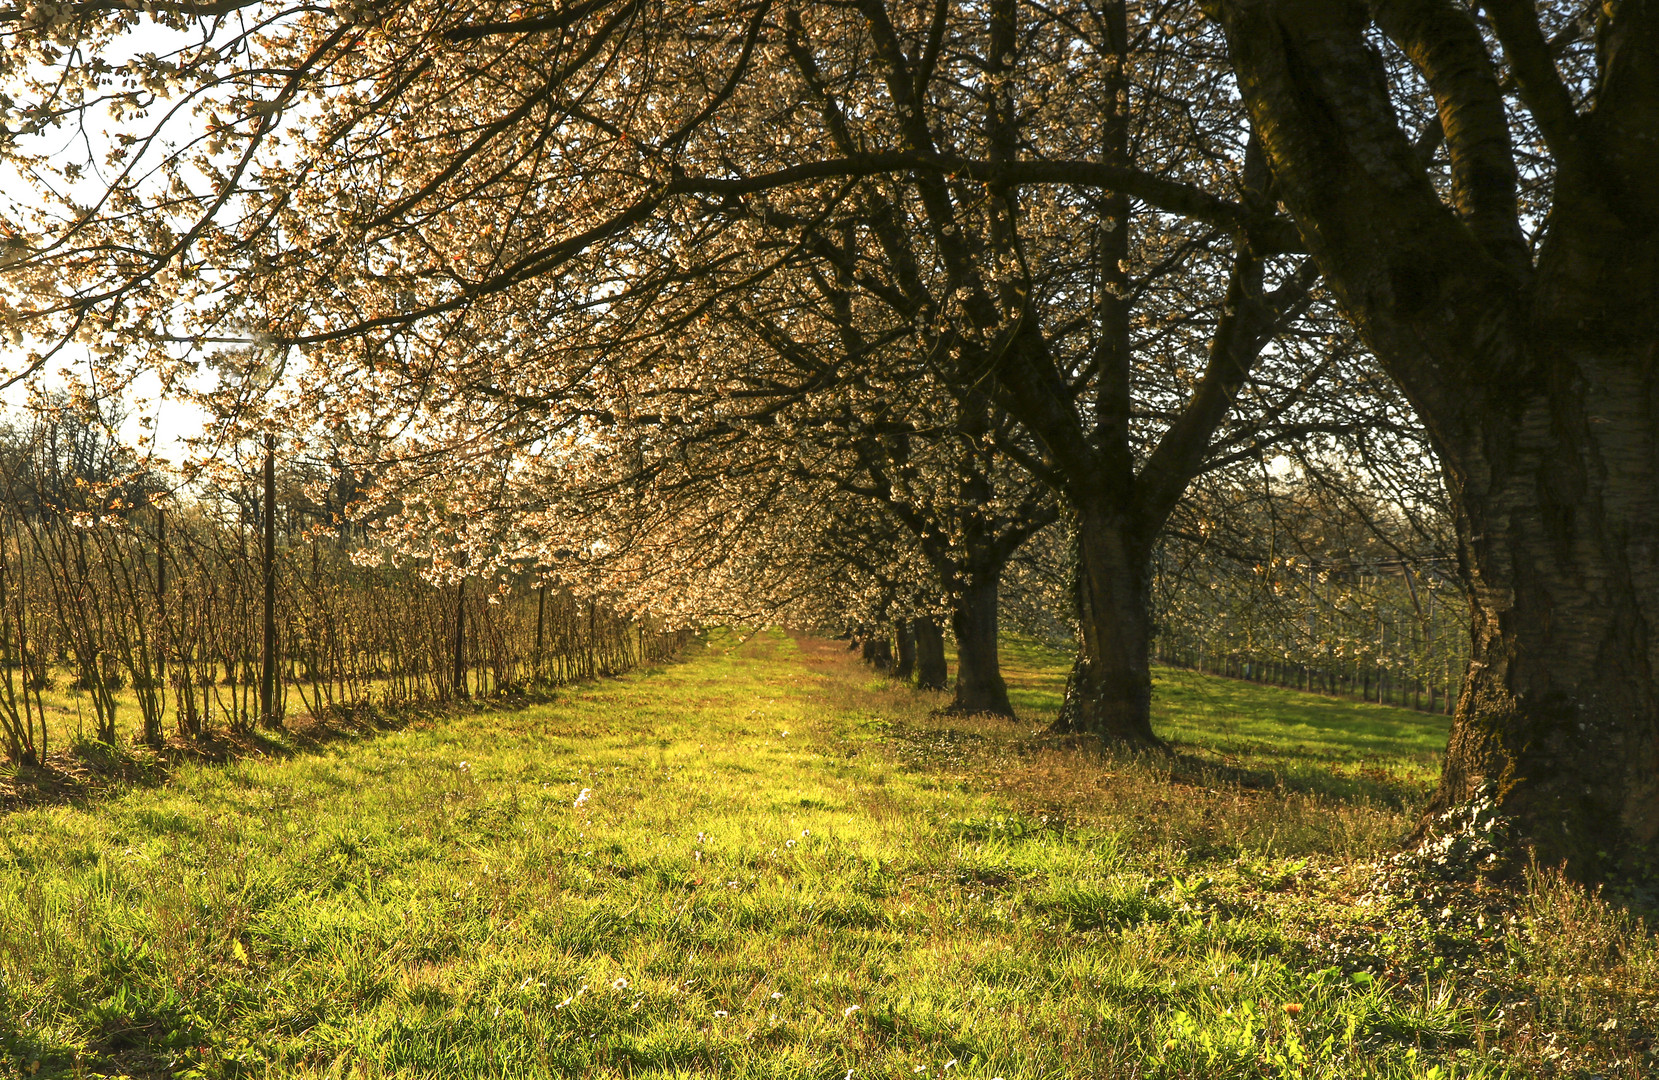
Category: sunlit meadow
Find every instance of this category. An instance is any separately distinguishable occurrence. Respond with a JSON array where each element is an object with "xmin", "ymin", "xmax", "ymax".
[{"xmin": 1, "ymin": 631, "xmax": 1653, "ymax": 1078}]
